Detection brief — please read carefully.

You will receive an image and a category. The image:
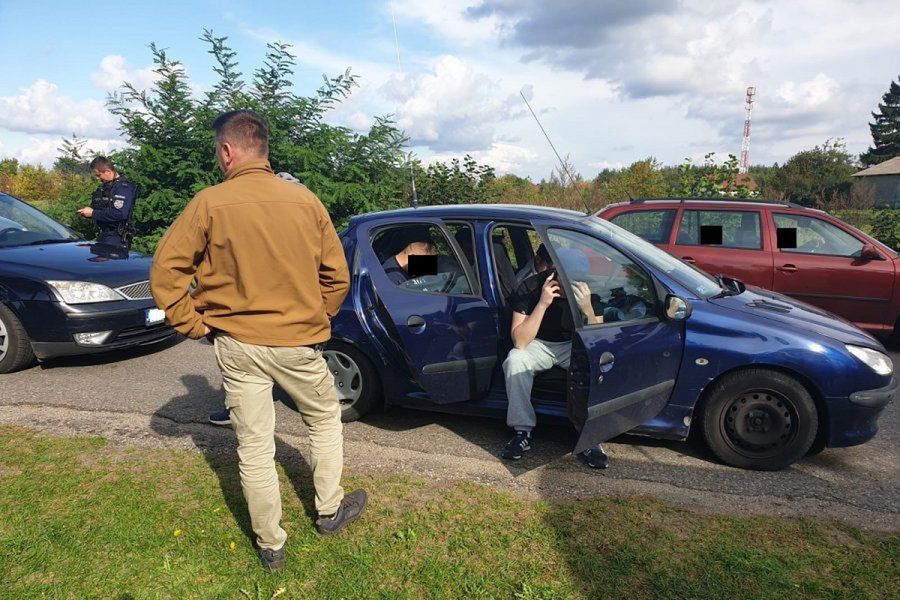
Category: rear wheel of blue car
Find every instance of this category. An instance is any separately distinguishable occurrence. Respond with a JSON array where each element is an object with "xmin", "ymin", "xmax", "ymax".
[
  {"xmin": 0, "ymin": 304, "xmax": 34, "ymax": 374},
  {"xmin": 701, "ymin": 369, "xmax": 817, "ymax": 471},
  {"xmin": 324, "ymin": 341, "xmax": 381, "ymax": 422}
]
